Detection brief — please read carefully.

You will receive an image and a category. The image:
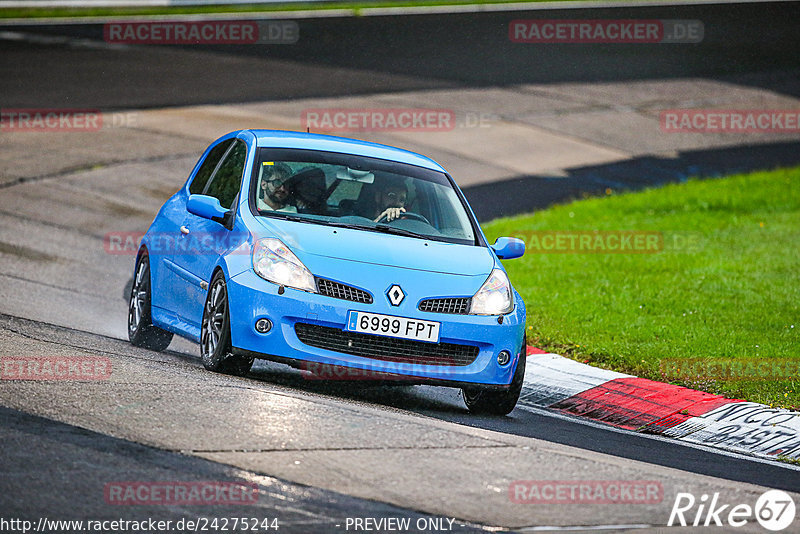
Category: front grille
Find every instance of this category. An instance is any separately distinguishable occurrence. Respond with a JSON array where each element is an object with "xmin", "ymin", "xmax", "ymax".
[
  {"xmin": 316, "ymin": 278, "xmax": 373, "ymax": 304},
  {"xmin": 294, "ymin": 323, "xmax": 479, "ymax": 366},
  {"xmin": 419, "ymin": 297, "xmax": 471, "ymax": 315}
]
